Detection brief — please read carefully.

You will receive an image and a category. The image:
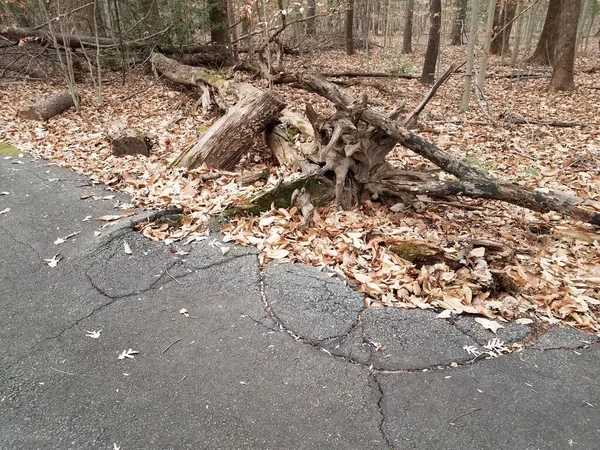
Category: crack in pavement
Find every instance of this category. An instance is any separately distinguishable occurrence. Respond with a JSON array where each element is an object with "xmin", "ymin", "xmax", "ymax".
[{"xmin": 371, "ymin": 372, "xmax": 395, "ymax": 449}]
